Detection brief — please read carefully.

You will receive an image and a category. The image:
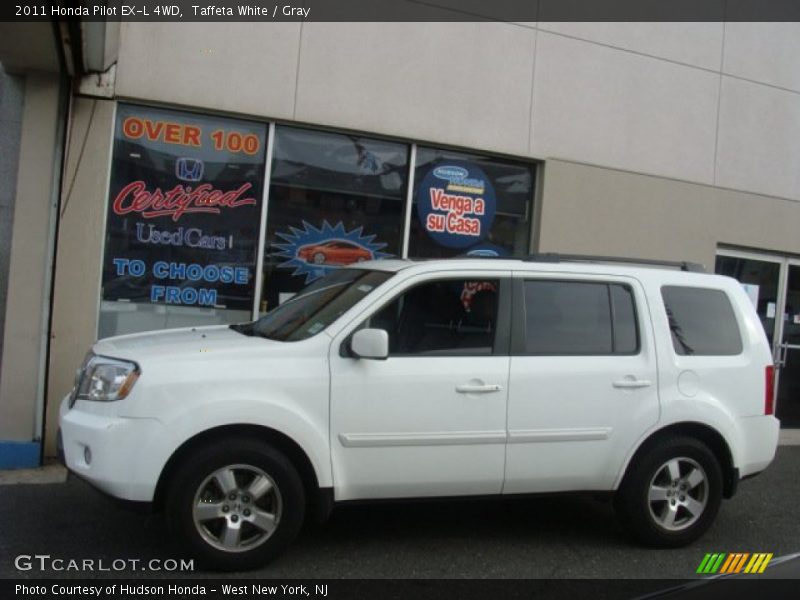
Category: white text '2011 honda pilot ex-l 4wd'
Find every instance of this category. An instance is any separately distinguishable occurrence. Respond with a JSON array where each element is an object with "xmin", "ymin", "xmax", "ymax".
[{"xmin": 59, "ymin": 255, "xmax": 780, "ymax": 570}]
